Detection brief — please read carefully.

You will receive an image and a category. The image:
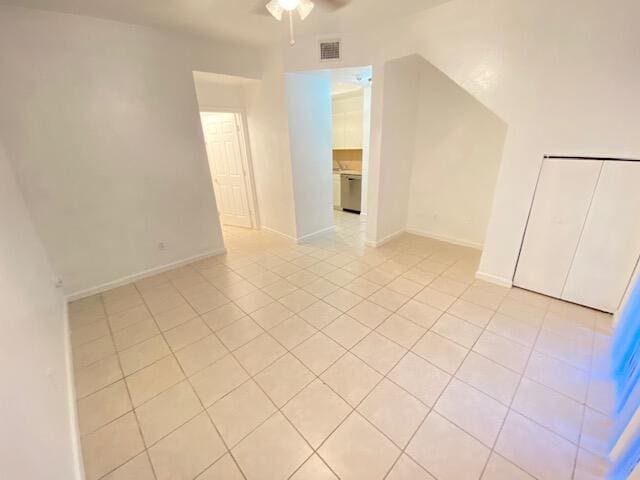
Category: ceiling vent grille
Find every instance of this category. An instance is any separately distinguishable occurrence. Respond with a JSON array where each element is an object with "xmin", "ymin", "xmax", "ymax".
[{"xmin": 319, "ymin": 40, "xmax": 341, "ymax": 61}]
